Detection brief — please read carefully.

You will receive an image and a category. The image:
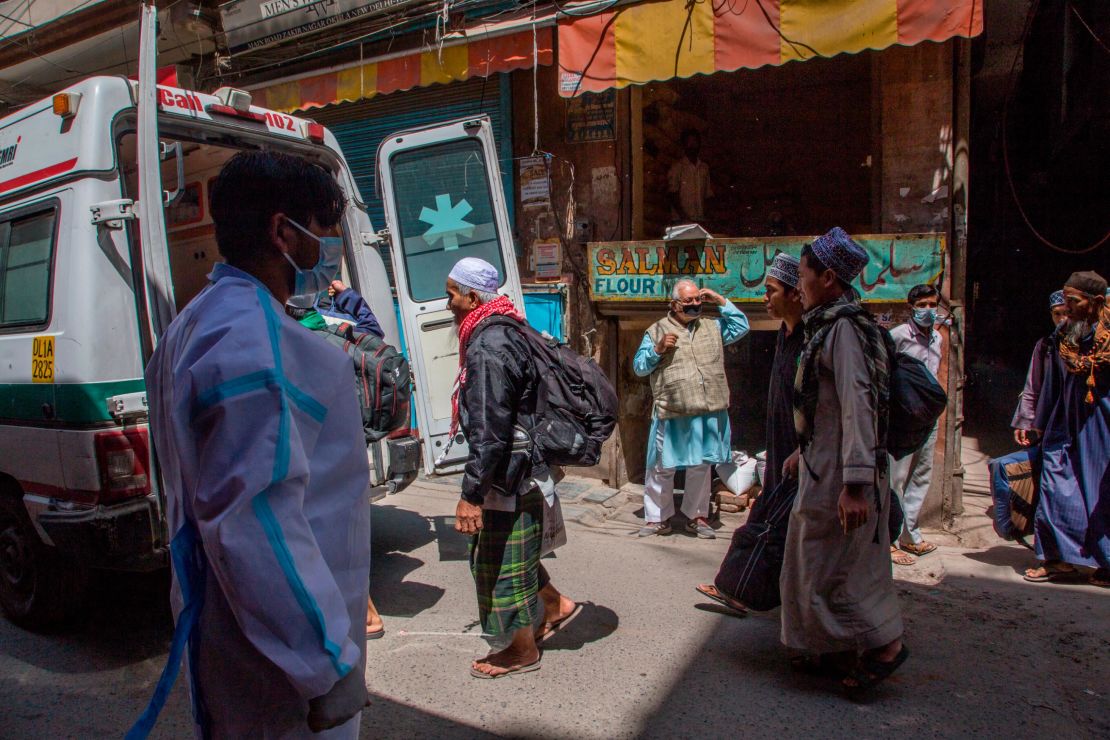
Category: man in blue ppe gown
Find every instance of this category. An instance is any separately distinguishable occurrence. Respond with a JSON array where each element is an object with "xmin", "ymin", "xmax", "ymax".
[{"xmin": 144, "ymin": 152, "xmax": 371, "ymax": 737}]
